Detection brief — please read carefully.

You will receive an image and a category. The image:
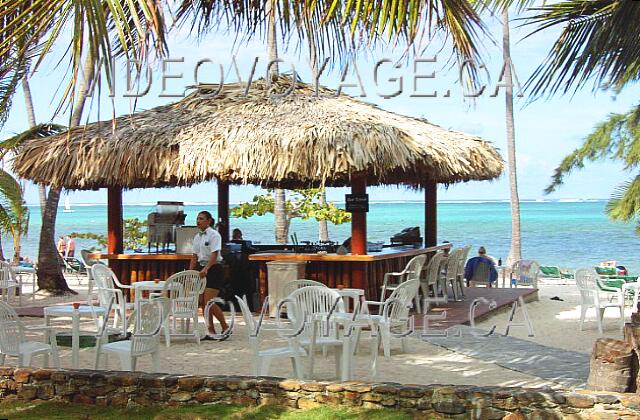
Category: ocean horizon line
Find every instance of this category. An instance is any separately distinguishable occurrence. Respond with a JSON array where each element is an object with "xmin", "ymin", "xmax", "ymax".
[{"xmin": 26, "ymin": 198, "xmax": 608, "ymax": 207}]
